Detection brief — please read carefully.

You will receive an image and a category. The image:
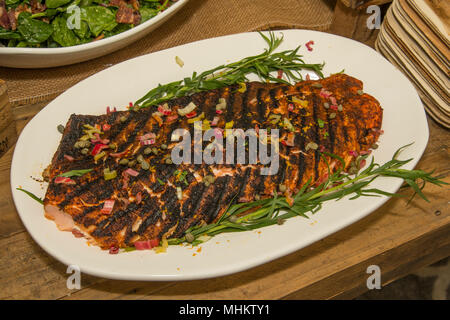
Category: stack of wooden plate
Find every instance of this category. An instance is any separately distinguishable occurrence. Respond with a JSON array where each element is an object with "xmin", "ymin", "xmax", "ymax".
[{"xmin": 376, "ymin": 0, "xmax": 449, "ymax": 128}]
